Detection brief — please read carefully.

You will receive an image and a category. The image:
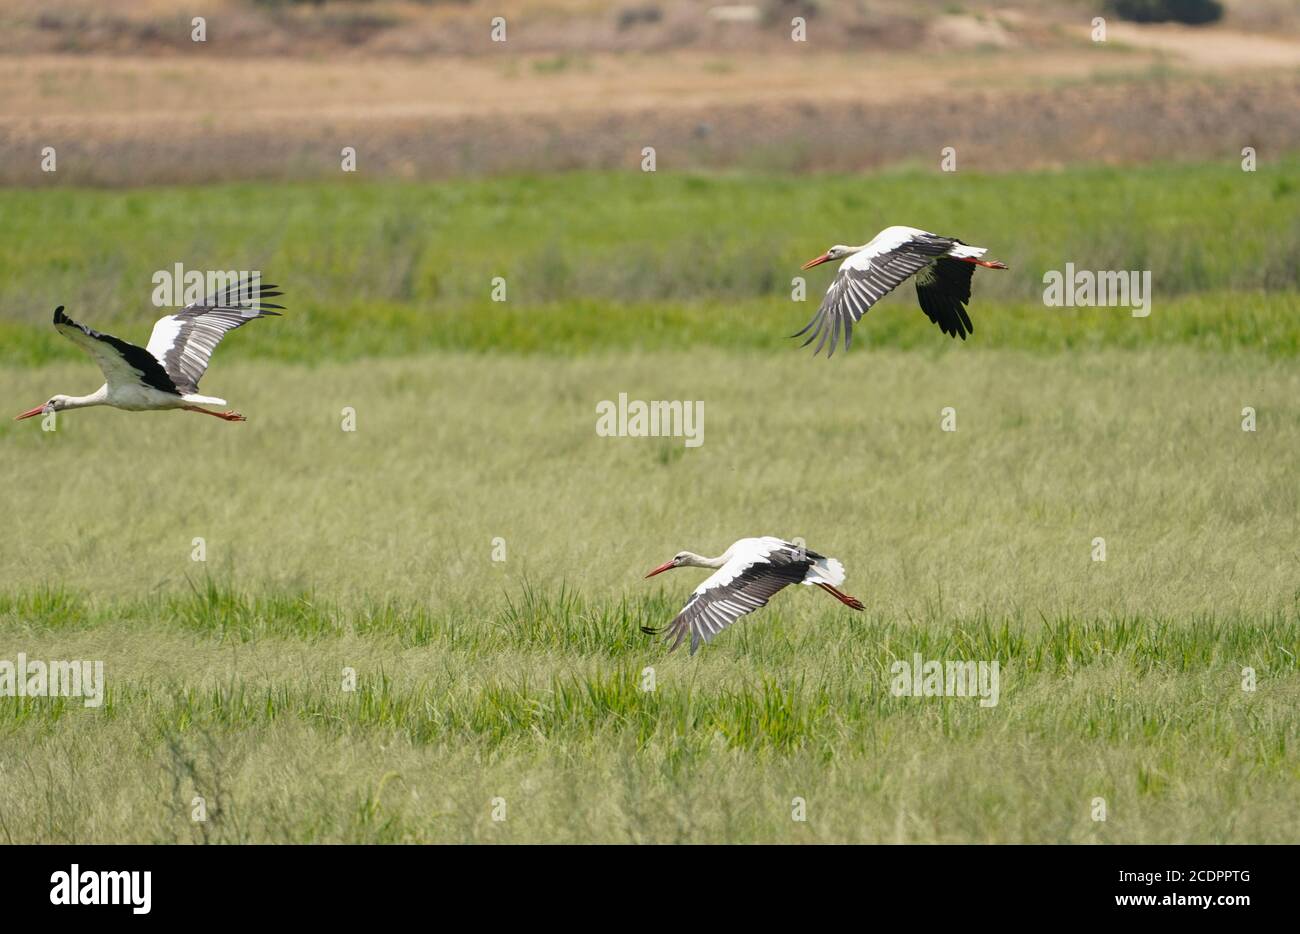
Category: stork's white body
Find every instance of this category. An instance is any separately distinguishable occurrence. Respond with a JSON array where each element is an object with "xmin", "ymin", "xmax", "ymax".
[
  {"xmin": 694, "ymin": 536, "xmax": 846, "ymax": 594},
  {"xmin": 101, "ymin": 383, "xmax": 226, "ymax": 412},
  {"xmin": 857, "ymin": 225, "xmax": 988, "ymax": 262}
]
